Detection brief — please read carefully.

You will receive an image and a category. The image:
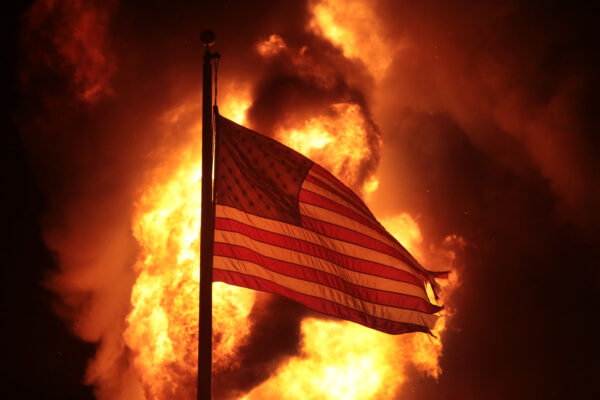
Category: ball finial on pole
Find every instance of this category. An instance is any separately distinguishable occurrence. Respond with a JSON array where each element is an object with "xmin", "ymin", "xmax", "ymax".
[{"xmin": 201, "ymin": 30, "xmax": 216, "ymax": 47}]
